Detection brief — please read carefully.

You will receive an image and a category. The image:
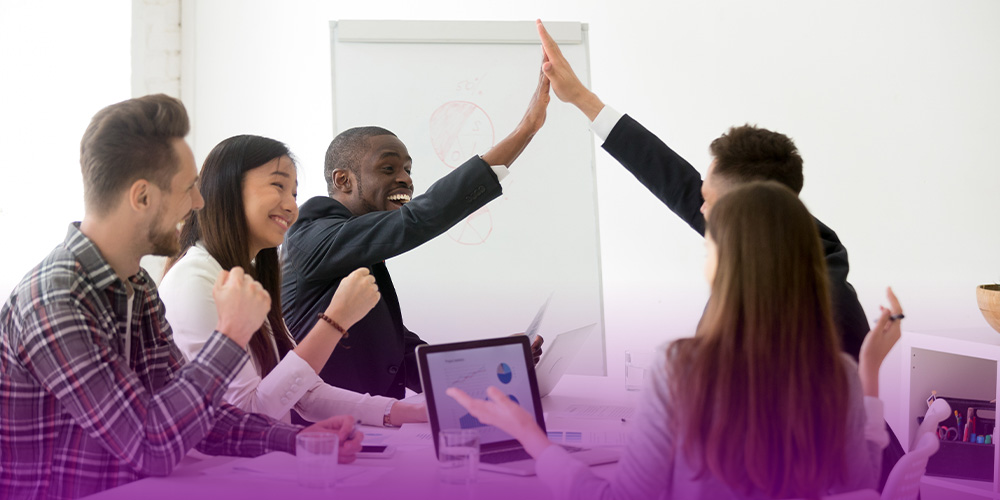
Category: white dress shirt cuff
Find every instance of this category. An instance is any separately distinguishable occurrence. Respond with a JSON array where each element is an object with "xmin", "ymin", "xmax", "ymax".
[
  {"xmin": 295, "ymin": 377, "xmax": 396, "ymax": 426},
  {"xmin": 589, "ymin": 105, "xmax": 624, "ymax": 143},
  {"xmin": 490, "ymin": 164, "xmax": 510, "ymax": 182},
  {"xmin": 250, "ymin": 350, "xmax": 317, "ymax": 418}
]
